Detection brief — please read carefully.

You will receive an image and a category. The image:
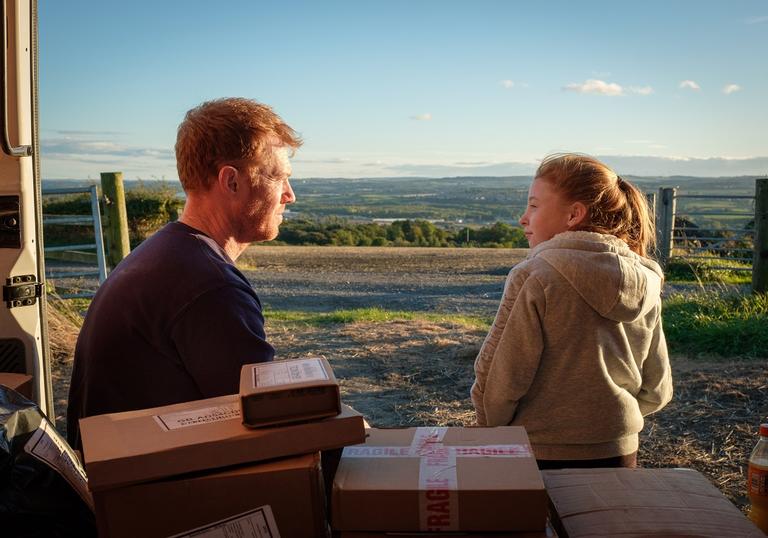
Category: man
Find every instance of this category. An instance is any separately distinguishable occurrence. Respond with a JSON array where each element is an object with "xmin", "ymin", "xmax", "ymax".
[{"xmin": 67, "ymin": 98, "xmax": 301, "ymax": 449}]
